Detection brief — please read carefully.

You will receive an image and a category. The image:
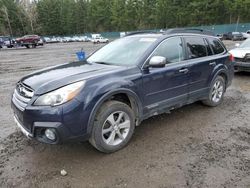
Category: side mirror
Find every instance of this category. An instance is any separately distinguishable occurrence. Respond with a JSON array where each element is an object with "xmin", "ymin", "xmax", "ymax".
[
  {"xmin": 149, "ymin": 56, "xmax": 166, "ymax": 68},
  {"xmin": 235, "ymin": 43, "xmax": 240, "ymax": 47}
]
